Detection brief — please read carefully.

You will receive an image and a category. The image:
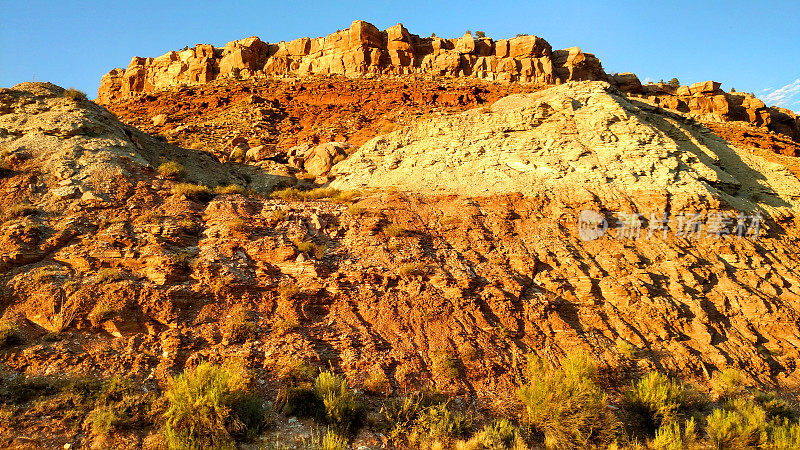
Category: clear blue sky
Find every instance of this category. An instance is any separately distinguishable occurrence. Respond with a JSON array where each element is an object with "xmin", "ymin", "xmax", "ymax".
[{"xmin": 2, "ymin": 0, "xmax": 798, "ymax": 110}]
